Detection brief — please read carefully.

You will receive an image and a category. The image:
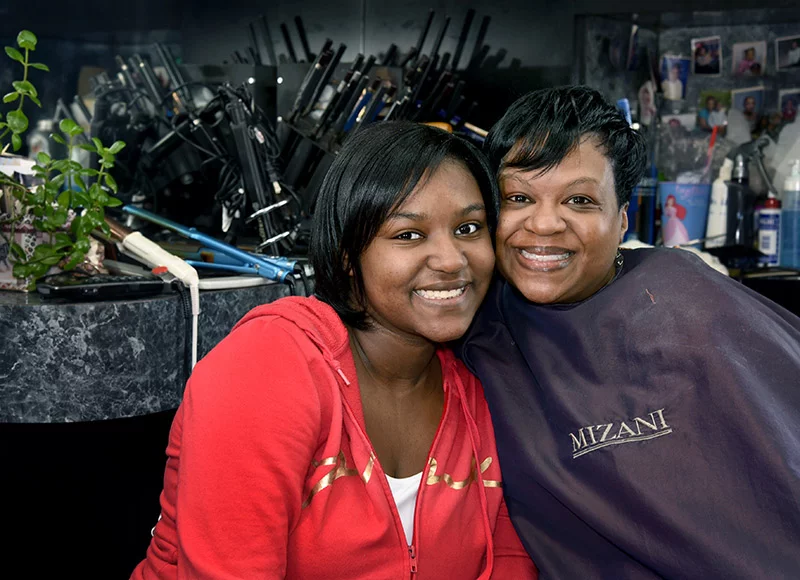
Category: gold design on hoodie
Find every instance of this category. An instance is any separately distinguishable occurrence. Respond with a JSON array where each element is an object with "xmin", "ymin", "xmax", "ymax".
[
  {"xmin": 426, "ymin": 456, "xmax": 502, "ymax": 489},
  {"xmin": 303, "ymin": 451, "xmax": 375, "ymax": 508}
]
